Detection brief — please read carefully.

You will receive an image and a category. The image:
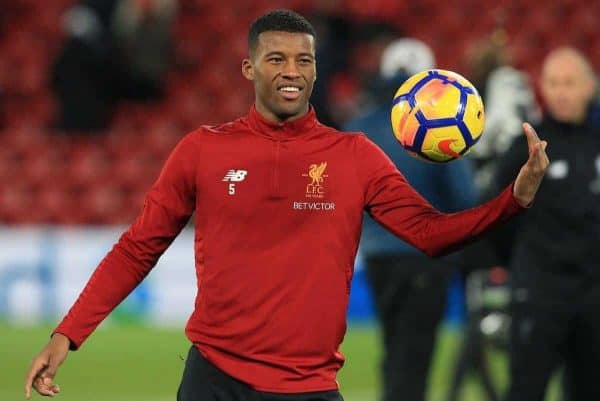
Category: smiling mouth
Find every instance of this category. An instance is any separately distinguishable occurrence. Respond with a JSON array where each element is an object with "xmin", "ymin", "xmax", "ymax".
[{"xmin": 278, "ymin": 85, "xmax": 303, "ymax": 100}]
